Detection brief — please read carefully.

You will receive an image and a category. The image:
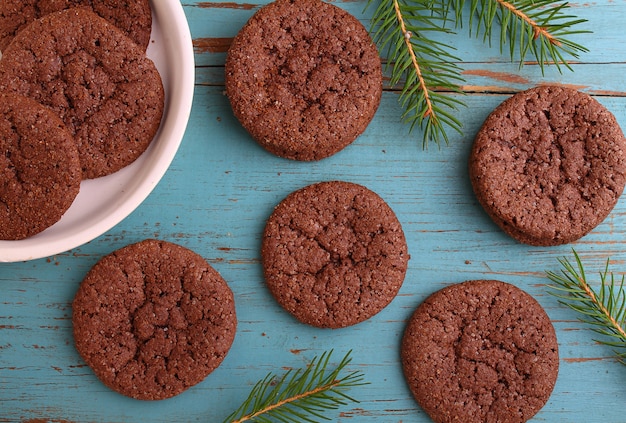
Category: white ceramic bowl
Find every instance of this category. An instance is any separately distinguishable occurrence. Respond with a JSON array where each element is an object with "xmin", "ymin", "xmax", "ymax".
[{"xmin": 0, "ymin": 1, "xmax": 195, "ymax": 262}]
